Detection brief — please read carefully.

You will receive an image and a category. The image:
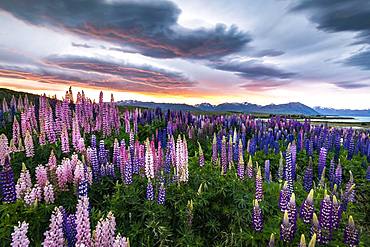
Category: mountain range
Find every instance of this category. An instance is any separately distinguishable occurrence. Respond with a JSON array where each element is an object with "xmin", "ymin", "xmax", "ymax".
[
  {"xmin": 313, "ymin": 107, "xmax": 370, "ymax": 117},
  {"xmin": 117, "ymin": 100, "xmax": 320, "ymax": 115}
]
